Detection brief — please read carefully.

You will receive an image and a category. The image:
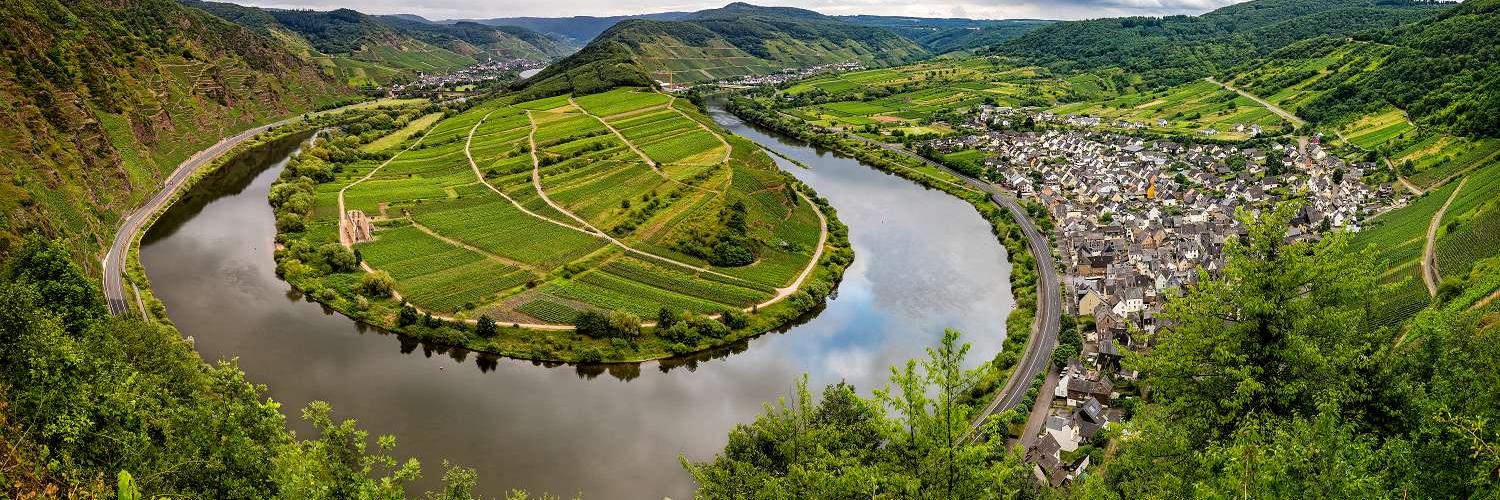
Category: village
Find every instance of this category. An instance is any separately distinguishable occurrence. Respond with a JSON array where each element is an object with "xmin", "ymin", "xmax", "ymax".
[
  {"xmin": 386, "ymin": 57, "xmax": 547, "ymax": 96},
  {"xmin": 921, "ymin": 107, "xmax": 1398, "ymax": 485},
  {"xmin": 659, "ymin": 61, "xmax": 866, "ymax": 92}
]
